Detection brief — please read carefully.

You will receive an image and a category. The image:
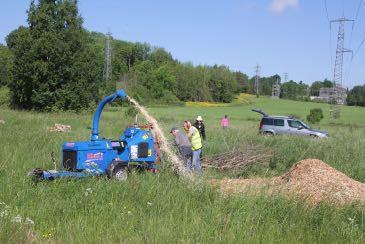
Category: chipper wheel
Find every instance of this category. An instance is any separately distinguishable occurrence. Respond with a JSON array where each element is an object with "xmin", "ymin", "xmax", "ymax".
[
  {"xmin": 106, "ymin": 161, "xmax": 128, "ymax": 181},
  {"xmin": 28, "ymin": 168, "xmax": 44, "ymax": 182}
]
